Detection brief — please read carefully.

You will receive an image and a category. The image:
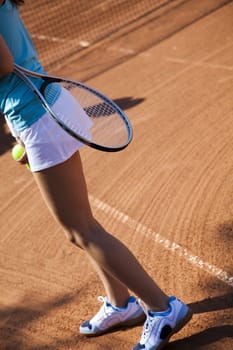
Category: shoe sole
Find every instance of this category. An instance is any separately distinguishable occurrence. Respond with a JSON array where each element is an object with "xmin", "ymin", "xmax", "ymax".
[
  {"xmin": 80, "ymin": 312, "xmax": 146, "ymax": 337},
  {"xmin": 155, "ymin": 307, "xmax": 193, "ymax": 350}
]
